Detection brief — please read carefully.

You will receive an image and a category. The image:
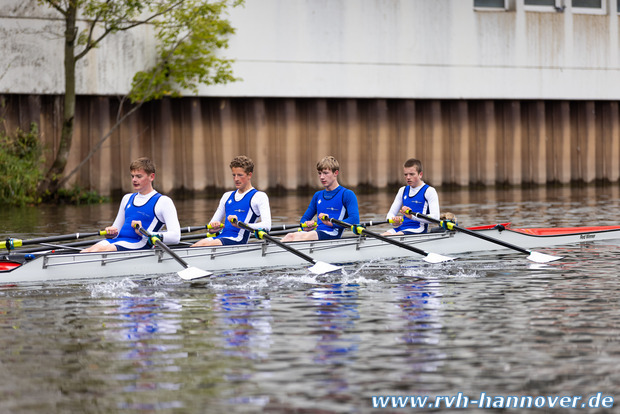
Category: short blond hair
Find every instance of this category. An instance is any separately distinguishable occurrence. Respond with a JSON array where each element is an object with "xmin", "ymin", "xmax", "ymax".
[{"xmin": 316, "ymin": 156, "xmax": 340, "ymax": 172}]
